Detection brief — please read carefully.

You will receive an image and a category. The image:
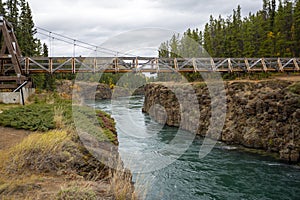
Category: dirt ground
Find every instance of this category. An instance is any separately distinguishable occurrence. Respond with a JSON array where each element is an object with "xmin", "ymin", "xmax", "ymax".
[
  {"xmin": 0, "ymin": 127, "xmax": 31, "ymax": 150},
  {"xmin": 274, "ymin": 75, "xmax": 300, "ymax": 82}
]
